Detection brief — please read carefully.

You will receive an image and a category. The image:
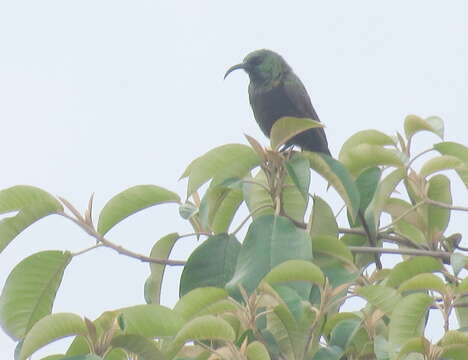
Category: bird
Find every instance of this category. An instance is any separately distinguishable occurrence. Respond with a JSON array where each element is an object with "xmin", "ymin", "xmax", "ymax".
[{"xmin": 224, "ymin": 49, "xmax": 331, "ymax": 156}]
